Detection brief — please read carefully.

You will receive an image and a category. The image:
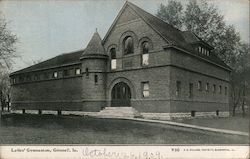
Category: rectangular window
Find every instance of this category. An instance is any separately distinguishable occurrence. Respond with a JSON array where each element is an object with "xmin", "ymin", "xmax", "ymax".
[
  {"xmin": 198, "ymin": 46, "xmax": 202, "ymax": 53},
  {"xmin": 142, "ymin": 82, "xmax": 149, "ymax": 97},
  {"xmin": 198, "ymin": 81, "xmax": 202, "ymax": 91},
  {"xmin": 176, "ymin": 81, "xmax": 181, "ymax": 97},
  {"xmin": 75, "ymin": 68, "xmax": 81, "ymax": 75},
  {"xmin": 205, "ymin": 83, "xmax": 209, "ymax": 92},
  {"xmin": 13, "ymin": 78, "xmax": 16, "ymax": 84},
  {"xmin": 111, "ymin": 59, "xmax": 117, "ymax": 70},
  {"xmin": 219, "ymin": 85, "xmax": 222, "ymax": 94},
  {"xmin": 53, "ymin": 72, "xmax": 58, "ymax": 78},
  {"xmin": 142, "ymin": 54, "xmax": 149, "ymax": 66},
  {"xmin": 94, "ymin": 75, "xmax": 98, "ymax": 83},
  {"xmin": 213, "ymin": 84, "xmax": 216, "ymax": 93},
  {"xmin": 86, "ymin": 68, "xmax": 89, "ymax": 76},
  {"xmin": 225, "ymin": 87, "xmax": 227, "ymax": 95},
  {"xmin": 189, "ymin": 83, "xmax": 193, "ymax": 98}
]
